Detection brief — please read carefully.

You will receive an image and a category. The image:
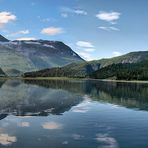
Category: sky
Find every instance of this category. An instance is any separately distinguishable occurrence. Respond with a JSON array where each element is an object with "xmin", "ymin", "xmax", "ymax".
[{"xmin": 0, "ymin": 0, "xmax": 148, "ymax": 61}]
